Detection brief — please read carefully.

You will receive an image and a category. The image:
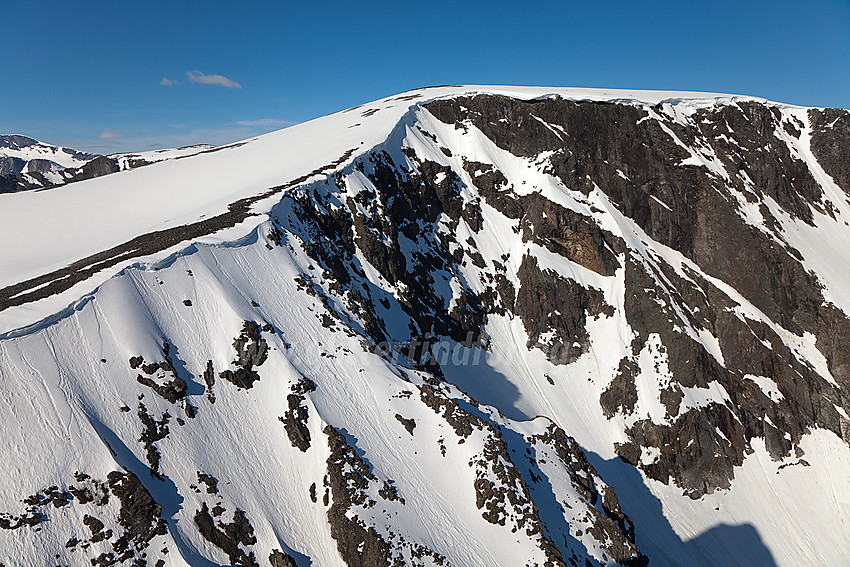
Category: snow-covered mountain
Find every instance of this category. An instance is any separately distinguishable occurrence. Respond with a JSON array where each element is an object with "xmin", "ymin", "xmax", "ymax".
[
  {"xmin": 0, "ymin": 134, "xmax": 96, "ymax": 172},
  {"xmin": 1, "ymin": 86, "xmax": 849, "ymax": 567},
  {"xmin": 0, "ymin": 134, "xmax": 98, "ymax": 190},
  {"xmin": 0, "ymin": 135, "xmax": 215, "ymax": 193}
]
